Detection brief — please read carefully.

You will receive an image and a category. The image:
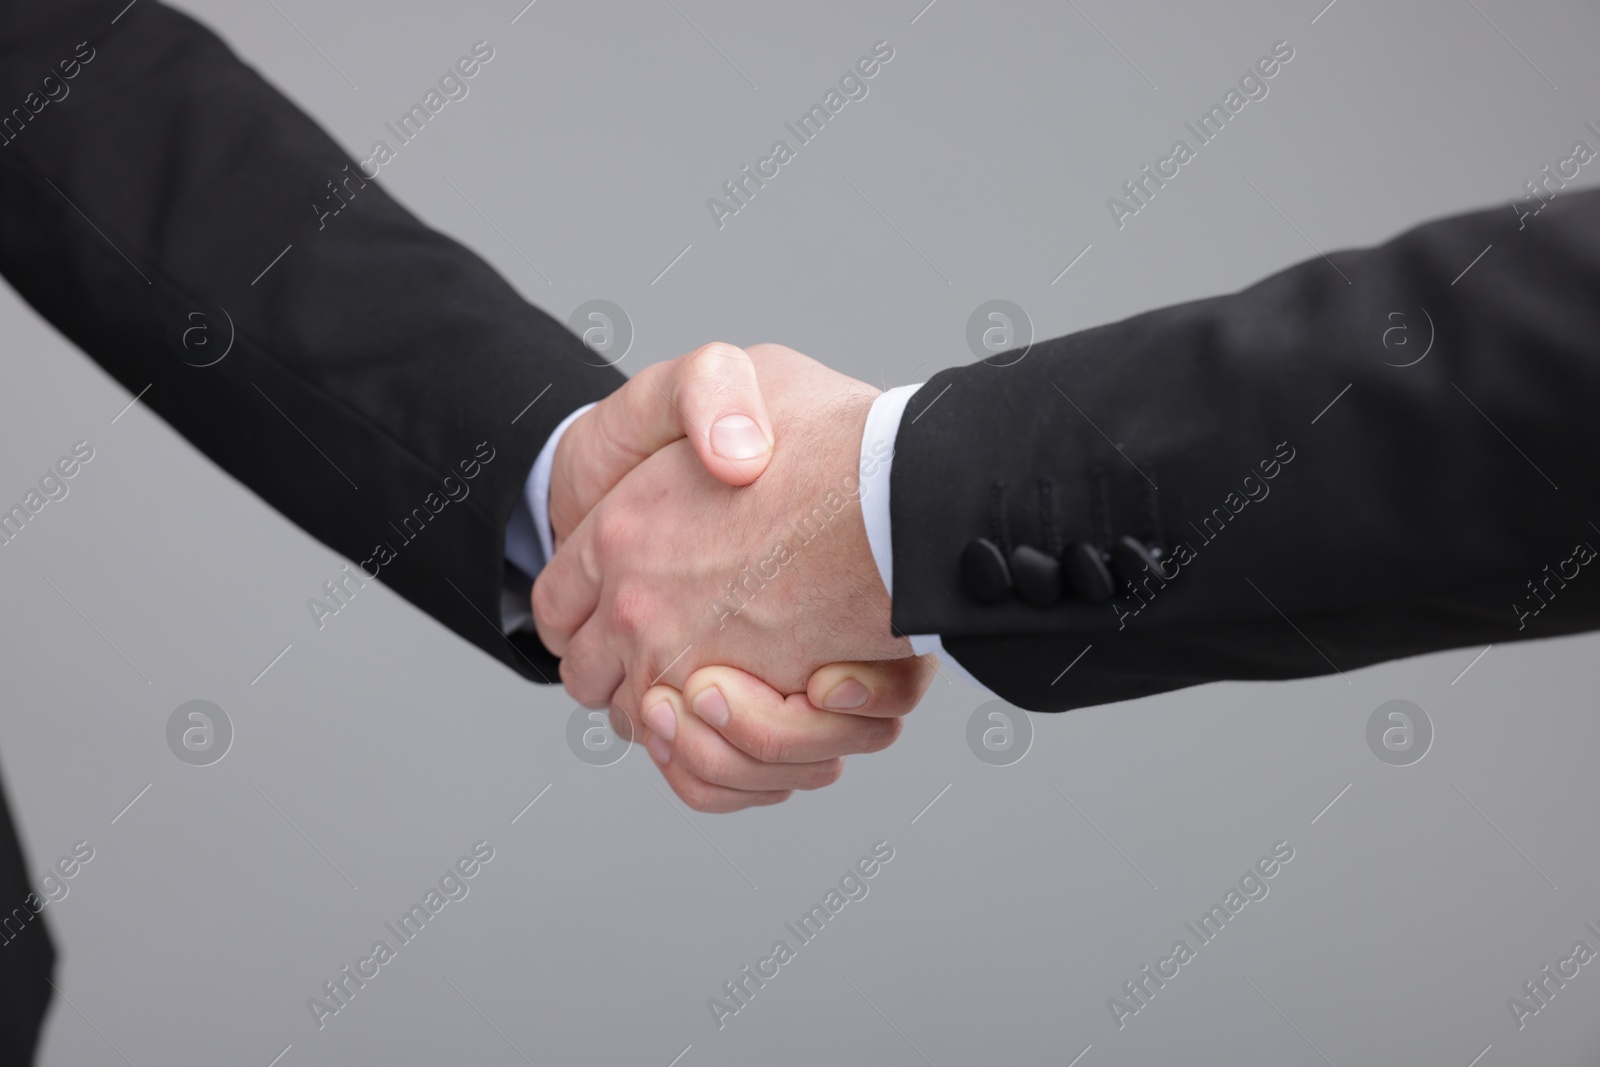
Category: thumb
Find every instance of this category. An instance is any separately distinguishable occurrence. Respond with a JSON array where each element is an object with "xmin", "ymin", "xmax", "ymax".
[
  {"xmin": 550, "ymin": 342, "xmax": 774, "ymax": 540},
  {"xmin": 806, "ymin": 656, "xmax": 937, "ymax": 717}
]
